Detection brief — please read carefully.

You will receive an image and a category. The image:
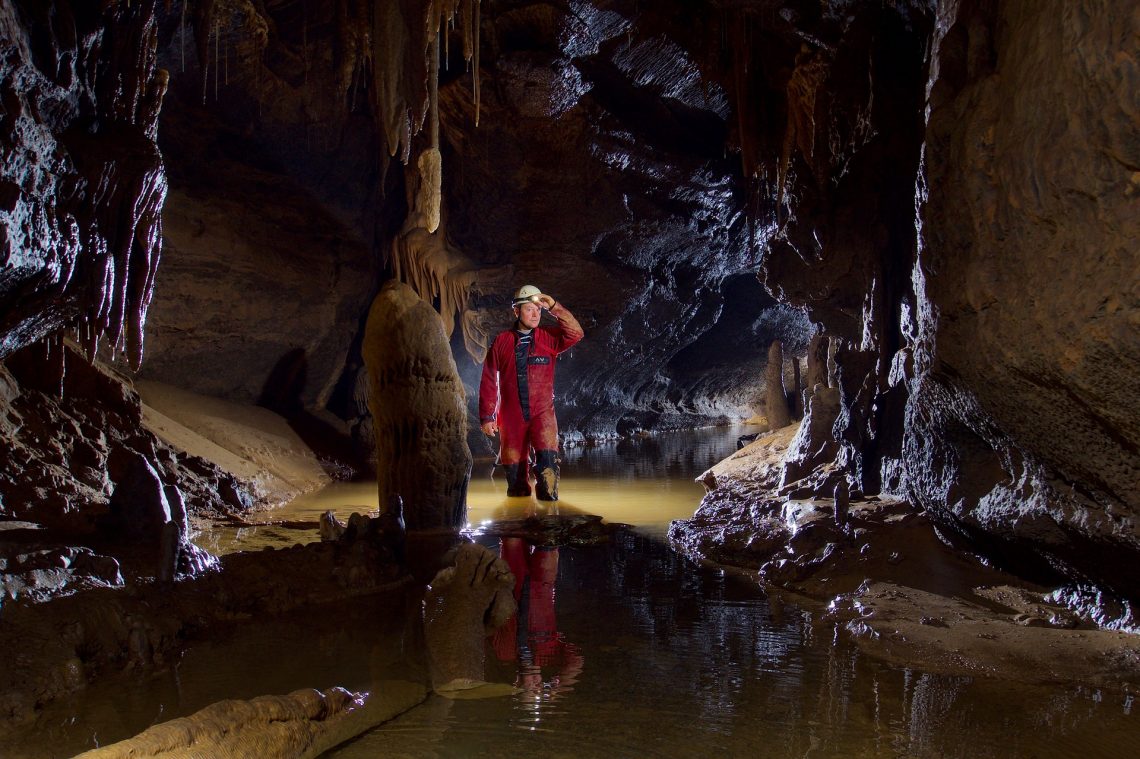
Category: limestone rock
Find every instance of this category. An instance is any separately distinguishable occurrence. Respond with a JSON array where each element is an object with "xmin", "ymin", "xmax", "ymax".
[
  {"xmin": 136, "ymin": 174, "xmax": 373, "ymax": 408},
  {"xmin": 75, "ymin": 682, "xmax": 428, "ymax": 759},
  {"xmin": 423, "ymin": 542, "xmax": 516, "ymax": 689},
  {"xmin": 908, "ymin": 0, "xmax": 1140, "ymax": 603},
  {"xmin": 364, "ymin": 280, "xmax": 472, "ymax": 532}
]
